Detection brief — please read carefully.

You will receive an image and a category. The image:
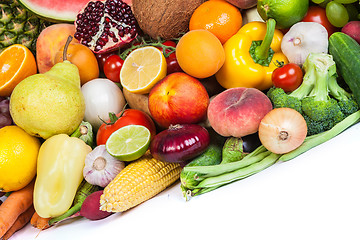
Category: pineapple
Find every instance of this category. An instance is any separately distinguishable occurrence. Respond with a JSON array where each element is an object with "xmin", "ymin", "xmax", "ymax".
[{"xmin": 0, "ymin": 0, "xmax": 51, "ymax": 53}]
